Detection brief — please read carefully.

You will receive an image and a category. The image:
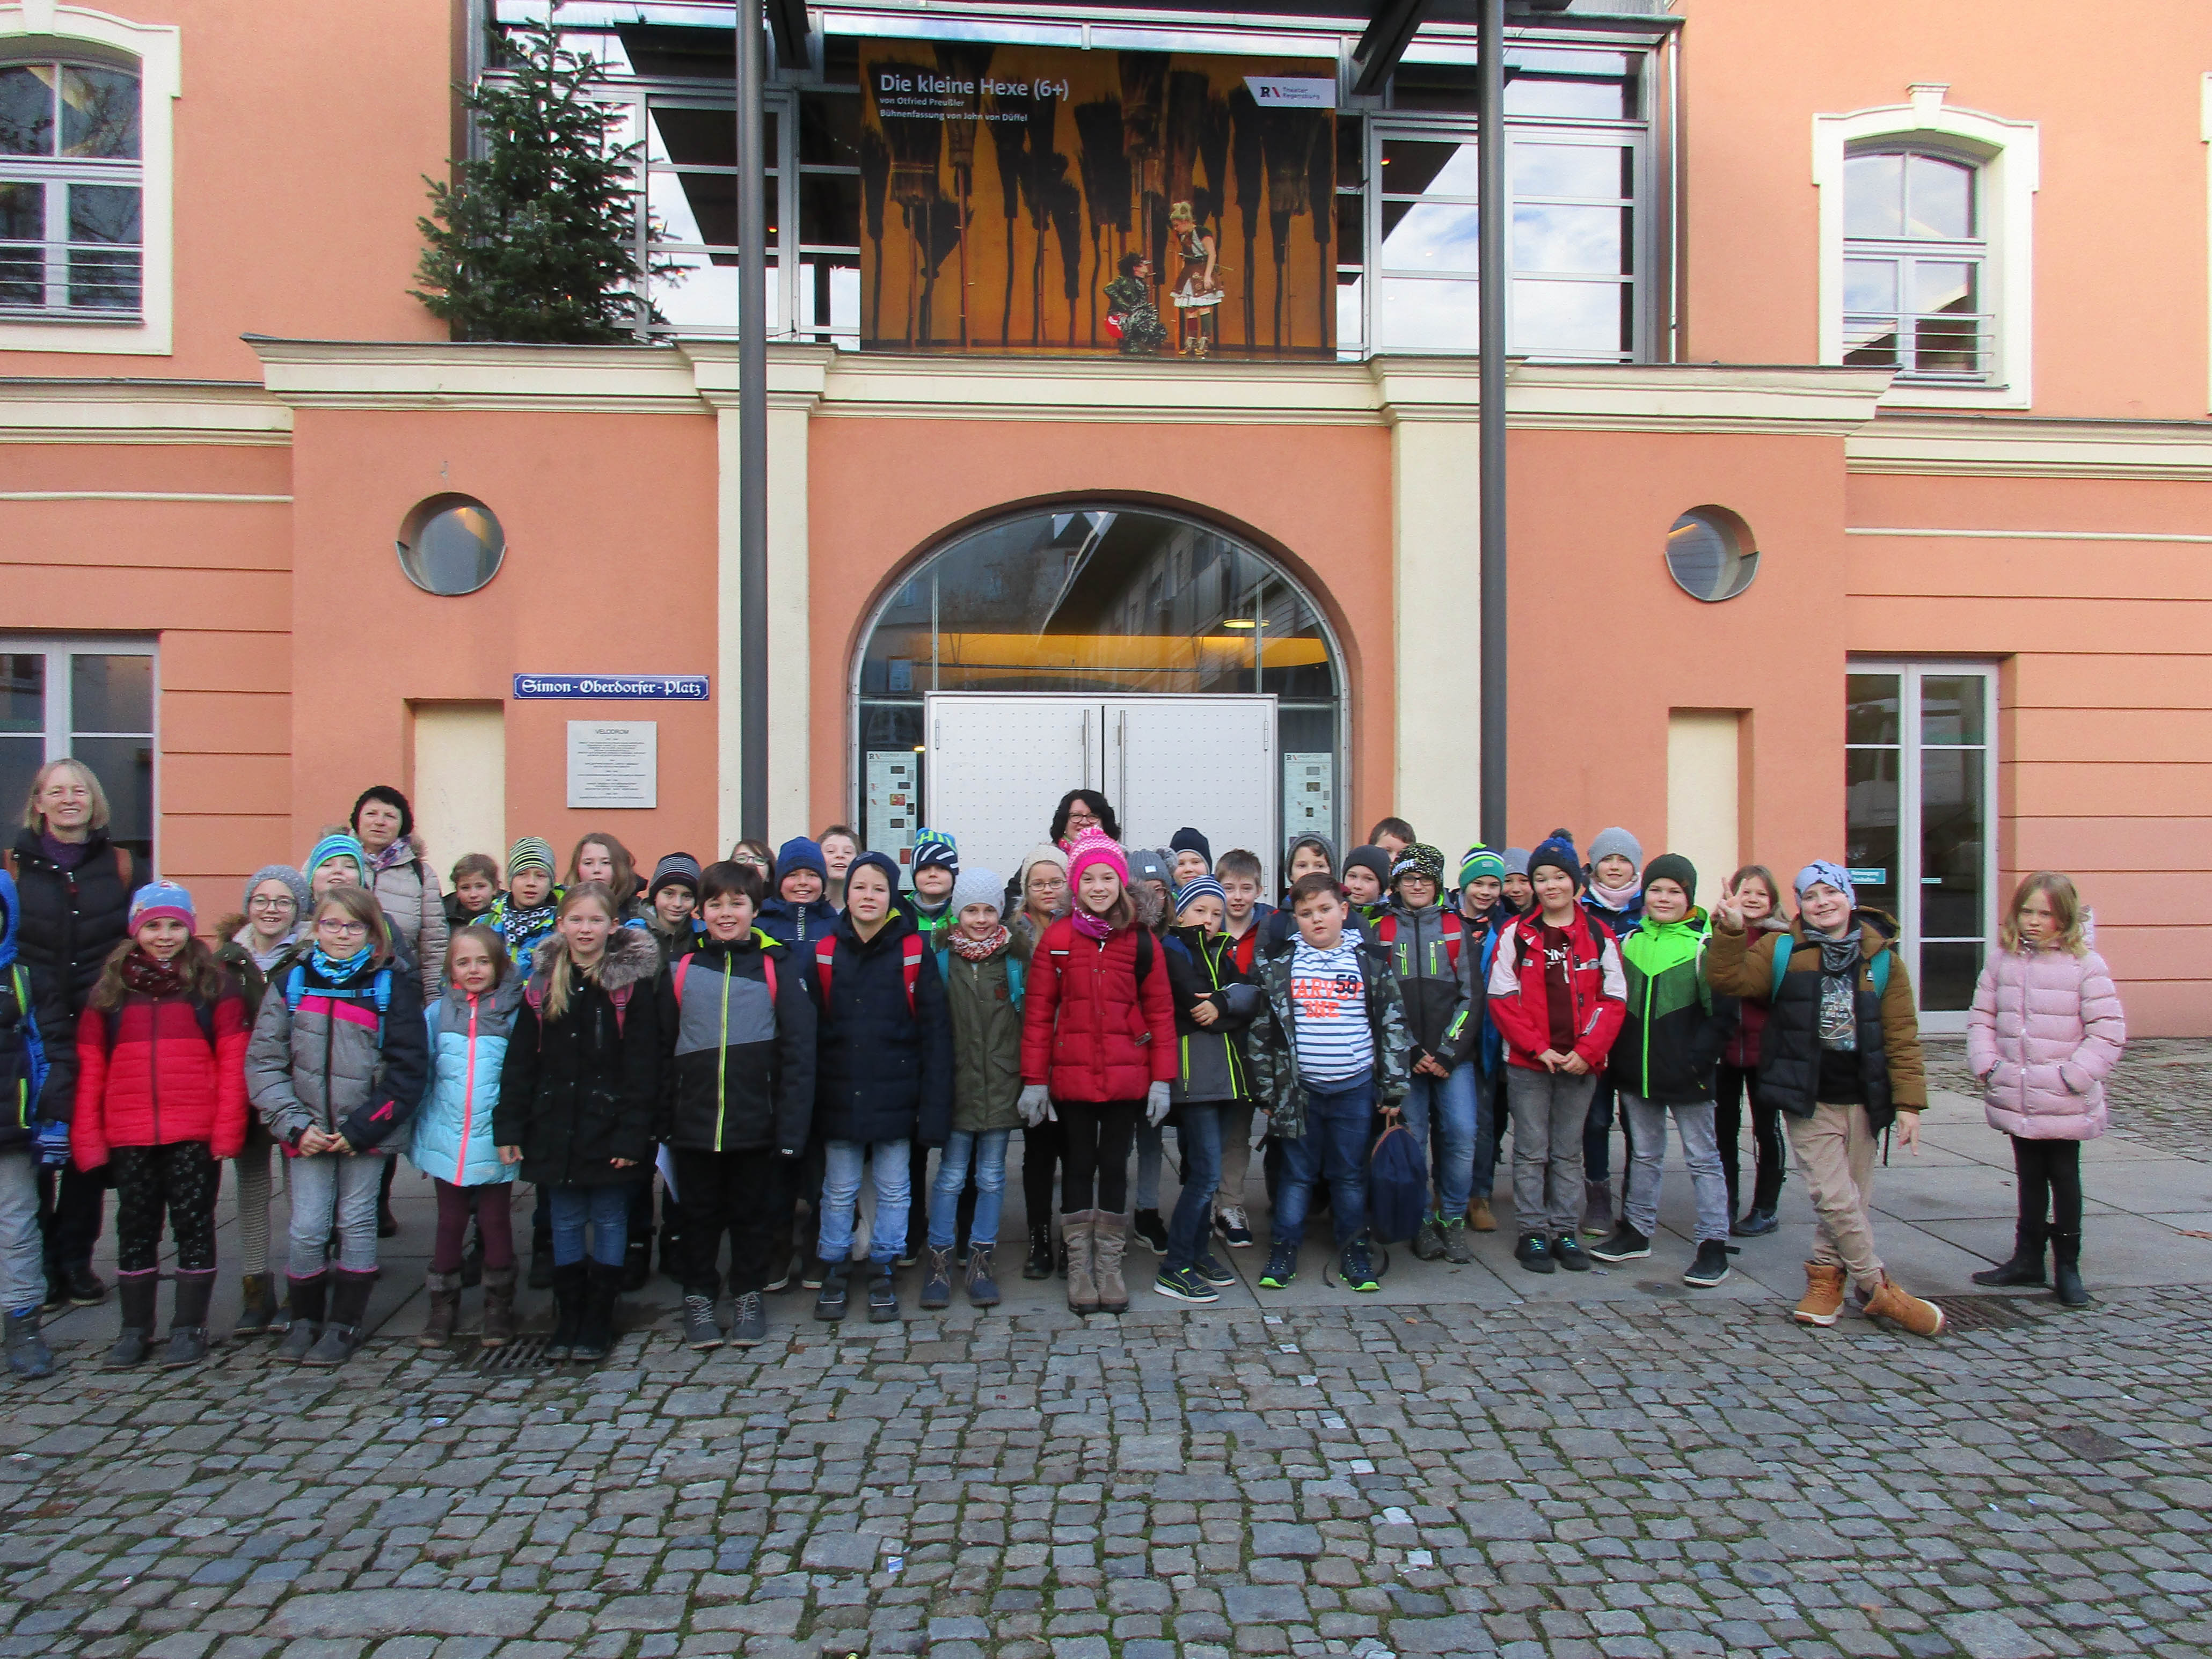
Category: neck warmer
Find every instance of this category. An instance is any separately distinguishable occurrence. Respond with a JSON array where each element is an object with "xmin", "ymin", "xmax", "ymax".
[
  {"xmin": 311, "ymin": 943, "xmax": 373, "ymax": 983},
  {"xmin": 950, "ymin": 924, "xmax": 1010, "ymax": 961},
  {"xmin": 41, "ymin": 832, "xmax": 92, "ymax": 872},
  {"xmin": 368, "ymin": 838, "xmax": 414, "ymax": 874},
  {"xmin": 1071, "ymin": 909, "xmax": 1114, "ymax": 940},
  {"xmin": 500, "ymin": 897, "xmax": 559, "ymax": 951},
  {"xmin": 120, "ymin": 949, "xmax": 185, "ymax": 998},
  {"xmin": 1588, "ymin": 876, "xmax": 1640, "ymax": 912}
]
